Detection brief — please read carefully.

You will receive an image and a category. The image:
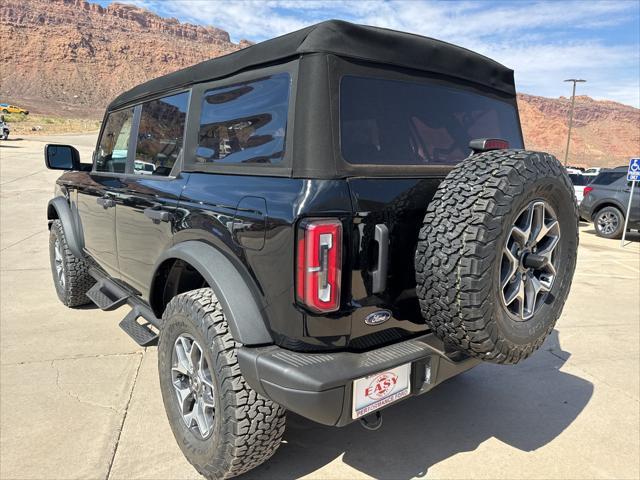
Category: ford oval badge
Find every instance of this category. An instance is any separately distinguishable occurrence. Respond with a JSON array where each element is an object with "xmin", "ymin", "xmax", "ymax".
[{"xmin": 365, "ymin": 310, "xmax": 392, "ymax": 326}]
